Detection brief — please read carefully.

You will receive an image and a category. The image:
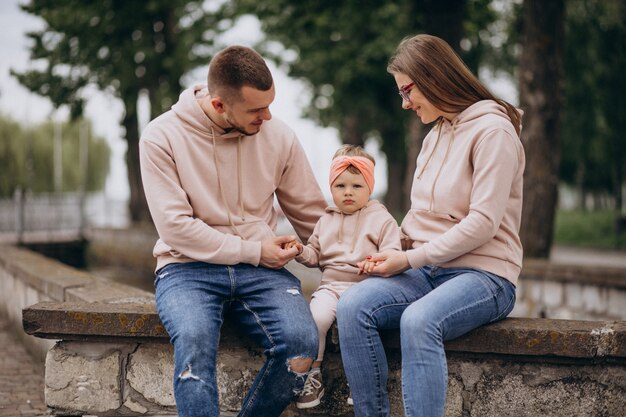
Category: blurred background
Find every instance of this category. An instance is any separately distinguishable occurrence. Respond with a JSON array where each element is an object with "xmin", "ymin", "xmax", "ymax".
[{"xmin": 1, "ymin": 0, "xmax": 625, "ymax": 273}]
